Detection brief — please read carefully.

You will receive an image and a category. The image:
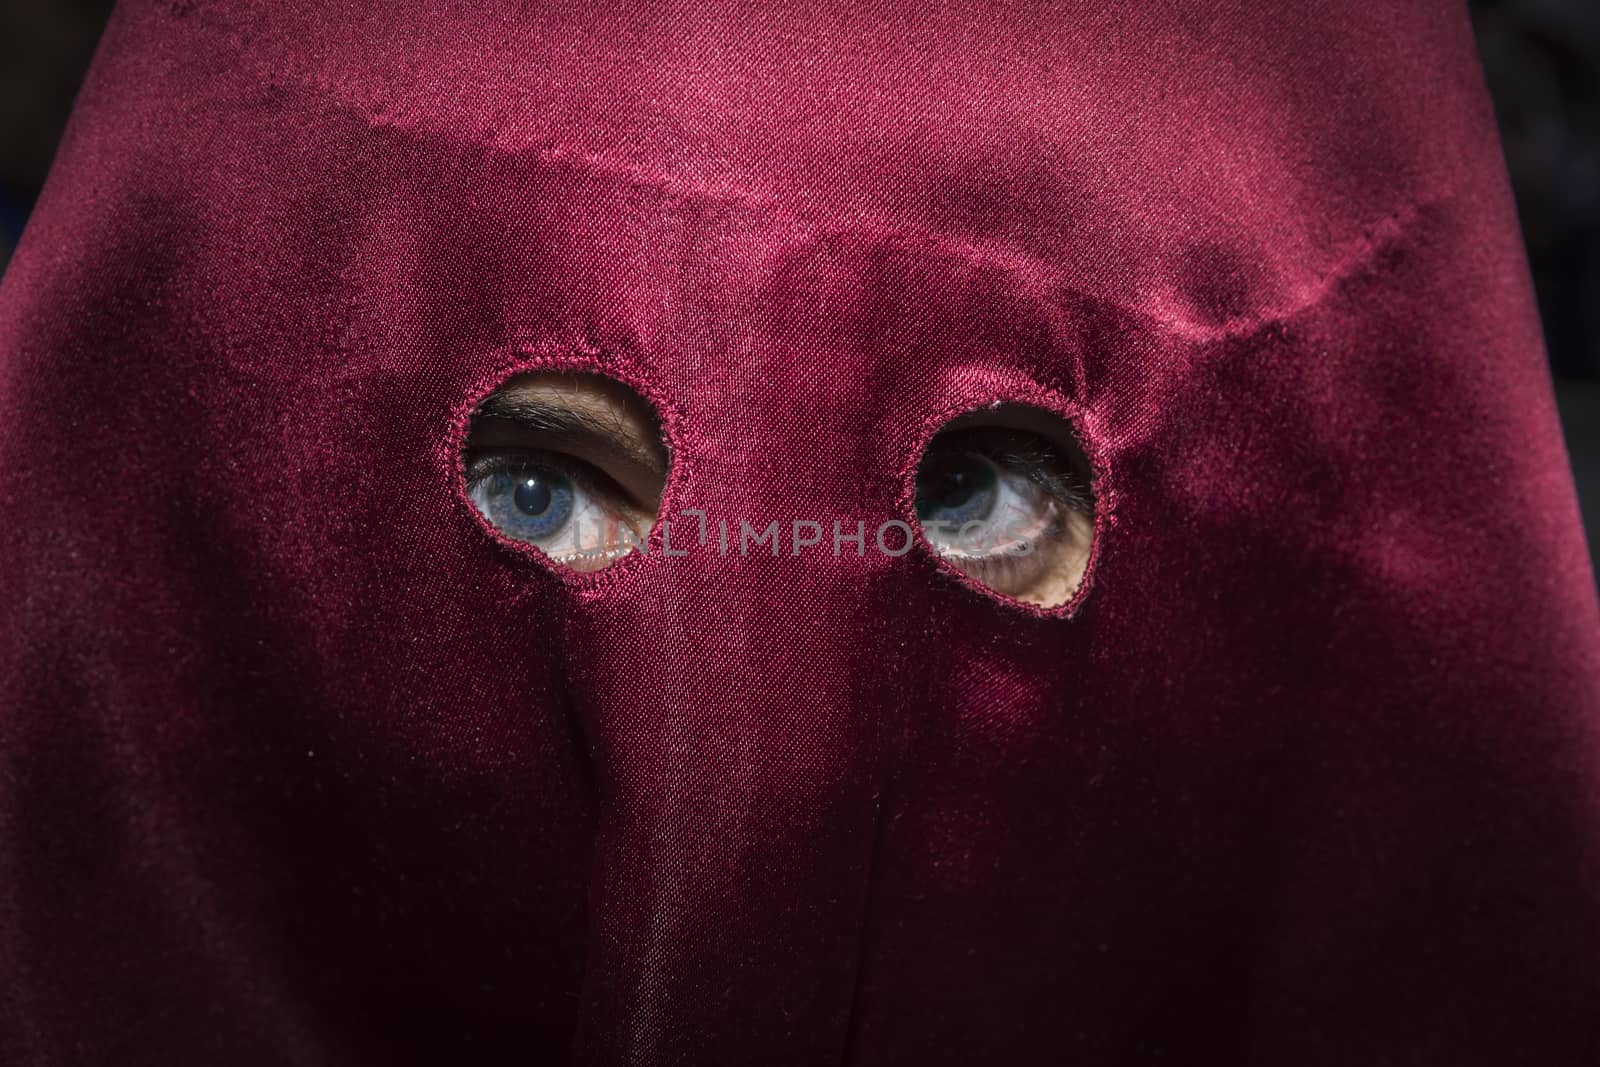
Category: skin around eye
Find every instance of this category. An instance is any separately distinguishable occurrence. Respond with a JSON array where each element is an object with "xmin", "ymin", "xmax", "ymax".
[{"xmin": 913, "ymin": 417, "xmax": 1095, "ymax": 608}]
